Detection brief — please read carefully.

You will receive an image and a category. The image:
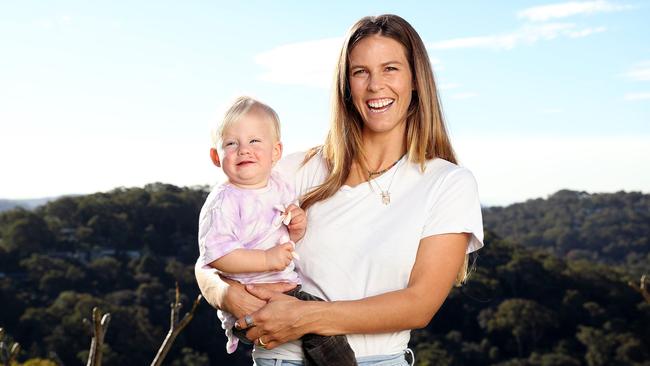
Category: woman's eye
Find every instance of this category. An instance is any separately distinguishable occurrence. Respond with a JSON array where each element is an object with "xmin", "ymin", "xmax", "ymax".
[
  {"xmin": 385, "ymin": 66, "xmax": 398, "ymax": 72},
  {"xmin": 352, "ymin": 69, "xmax": 367, "ymax": 76}
]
